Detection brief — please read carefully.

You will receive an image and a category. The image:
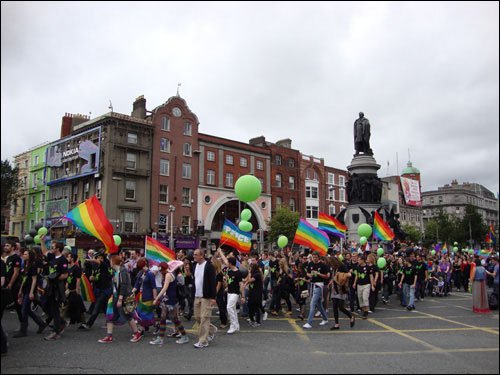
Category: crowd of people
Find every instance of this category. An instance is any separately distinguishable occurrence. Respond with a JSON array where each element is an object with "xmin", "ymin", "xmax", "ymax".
[{"xmin": 1, "ymin": 236, "xmax": 499, "ymax": 355}]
